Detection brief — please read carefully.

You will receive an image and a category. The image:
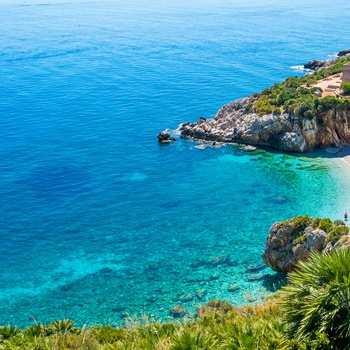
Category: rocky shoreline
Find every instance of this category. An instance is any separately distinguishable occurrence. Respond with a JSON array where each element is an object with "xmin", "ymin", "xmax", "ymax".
[{"xmin": 160, "ymin": 50, "xmax": 350, "ymax": 152}]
